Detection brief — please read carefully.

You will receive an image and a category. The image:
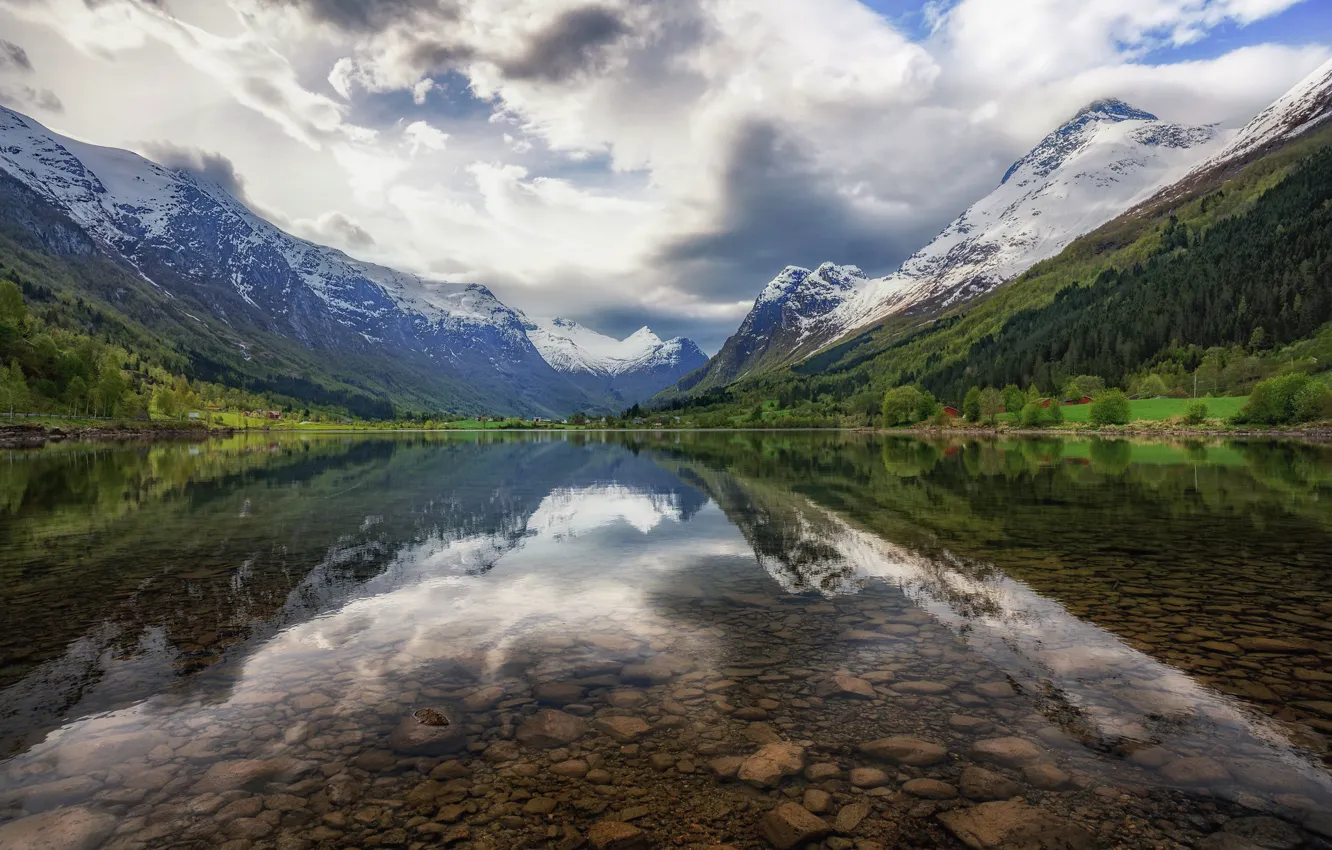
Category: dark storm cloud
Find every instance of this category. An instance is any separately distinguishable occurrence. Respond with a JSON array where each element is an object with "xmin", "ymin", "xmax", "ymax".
[
  {"xmin": 143, "ymin": 143, "xmax": 254, "ymax": 205},
  {"xmin": 0, "ymin": 40, "xmax": 33, "ymax": 73},
  {"xmin": 316, "ymin": 211, "xmax": 376, "ymax": 248},
  {"xmin": 0, "ymin": 86, "xmax": 63, "ymax": 113},
  {"xmin": 263, "ymin": 0, "xmax": 458, "ymax": 32},
  {"xmin": 657, "ymin": 121, "xmax": 921, "ymax": 302},
  {"xmin": 498, "ymin": 6, "xmax": 630, "ymax": 82}
]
